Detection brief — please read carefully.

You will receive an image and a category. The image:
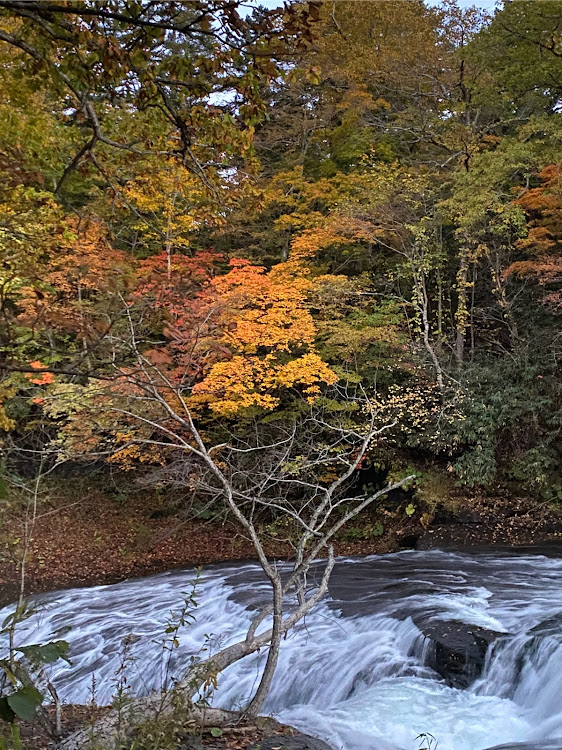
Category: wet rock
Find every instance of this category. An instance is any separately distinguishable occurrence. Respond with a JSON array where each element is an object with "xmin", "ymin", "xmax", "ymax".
[
  {"xmin": 482, "ymin": 741, "xmax": 562, "ymax": 750},
  {"xmin": 399, "ymin": 534, "xmax": 419, "ymax": 550},
  {"xmin": 246, "ymin": 734, "xmax": 334, "ymax": 750},
  {"xmin": 529, "ymin": 613, "xmax": 562, "ymax": 639},
  {"xmin": 415, "ymin": 618, "xmax": 503, "ymax": 689},
  {"xmin": 432, "ymin": 506, "xmax": 484, "ymax": 525}
]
